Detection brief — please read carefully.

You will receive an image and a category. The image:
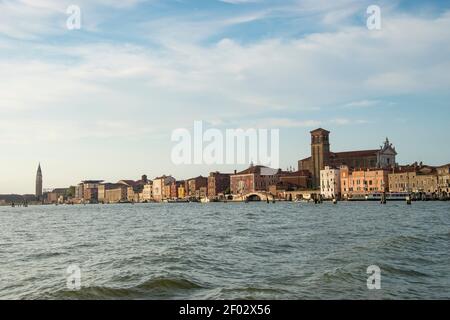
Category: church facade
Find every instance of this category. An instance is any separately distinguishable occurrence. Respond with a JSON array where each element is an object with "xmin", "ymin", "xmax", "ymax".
[{"xmin": 298, "ymin": 128, "xmax": 397, "ymax": 188}]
